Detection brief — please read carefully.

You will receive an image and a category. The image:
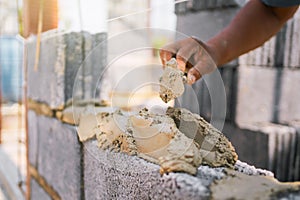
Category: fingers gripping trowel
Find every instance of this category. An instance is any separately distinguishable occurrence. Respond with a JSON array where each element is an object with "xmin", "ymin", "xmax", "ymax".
[{"xmin": 159, "ymin": 58, "xmax": 187, "ymax": 103}]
